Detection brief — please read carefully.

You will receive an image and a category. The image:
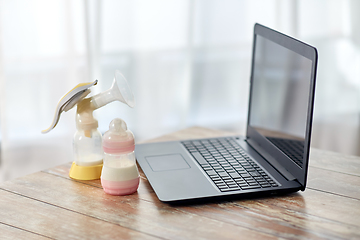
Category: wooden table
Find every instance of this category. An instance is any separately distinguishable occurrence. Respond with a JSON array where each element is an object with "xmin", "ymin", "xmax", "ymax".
[{"xmin": 0, "ymin": 127, "xmax": 359, "ymax": 239}]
